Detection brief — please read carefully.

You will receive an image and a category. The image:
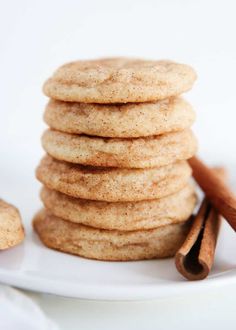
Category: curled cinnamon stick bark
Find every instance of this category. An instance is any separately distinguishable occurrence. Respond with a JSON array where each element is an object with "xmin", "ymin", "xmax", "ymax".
[
  {"xmin": 175, "ymin": 200, "xmax": 221, "ymax": 280},
  {"xmin": 175, "ymin": 168, "xmax": 226, "ymax": 280}
]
